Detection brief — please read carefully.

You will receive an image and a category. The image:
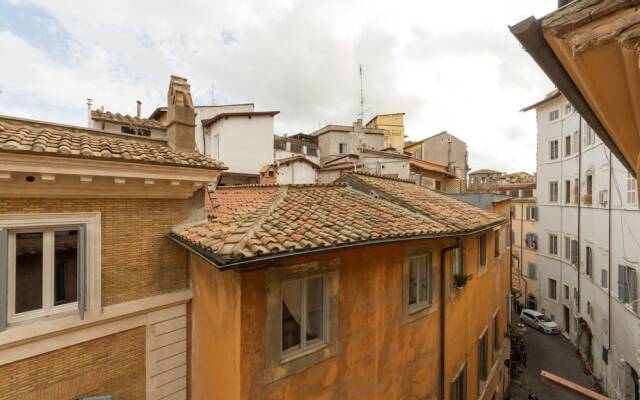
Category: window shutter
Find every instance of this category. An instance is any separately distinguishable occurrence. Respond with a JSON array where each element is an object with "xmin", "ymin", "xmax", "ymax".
[
  {"xmin": 78, "ymin": 225, "xmax": 86, "ymax": 319},
  {"xmin": 533, "ymin": 207, "xmax": 538, "ymax": 221},
  {"xmin": 619, "ymin": 265, "xmax": 627, "ymax": 303},
  {"xmin": 571, "ymin": 240, "xmax": 579, "ymax": 265},
  {"xmin": 628, "ymin": 268, "xmax": 638, "ymax": 312},
  {"xmin": 0, "ymin": 228, "xmax": 7, "ymax": 331}
]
